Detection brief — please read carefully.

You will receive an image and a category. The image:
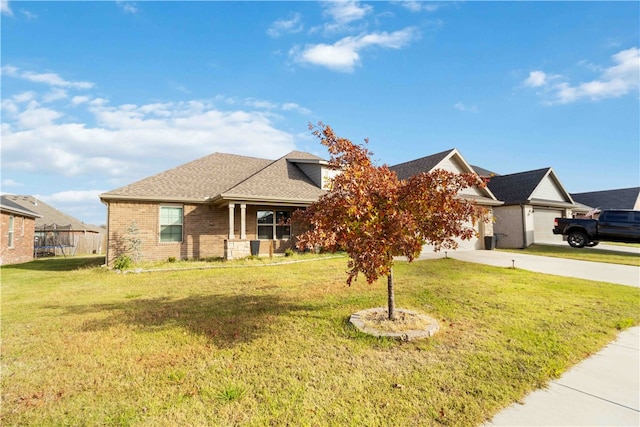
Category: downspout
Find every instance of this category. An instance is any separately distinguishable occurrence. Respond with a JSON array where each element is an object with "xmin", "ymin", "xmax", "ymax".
[
  {"xmin": 102, "ymin": 199, "xmax": 110, "ymax": 266},
  {"xmin": 521, "ymin": 204, "xmax": 527, "ymax": 249}
]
